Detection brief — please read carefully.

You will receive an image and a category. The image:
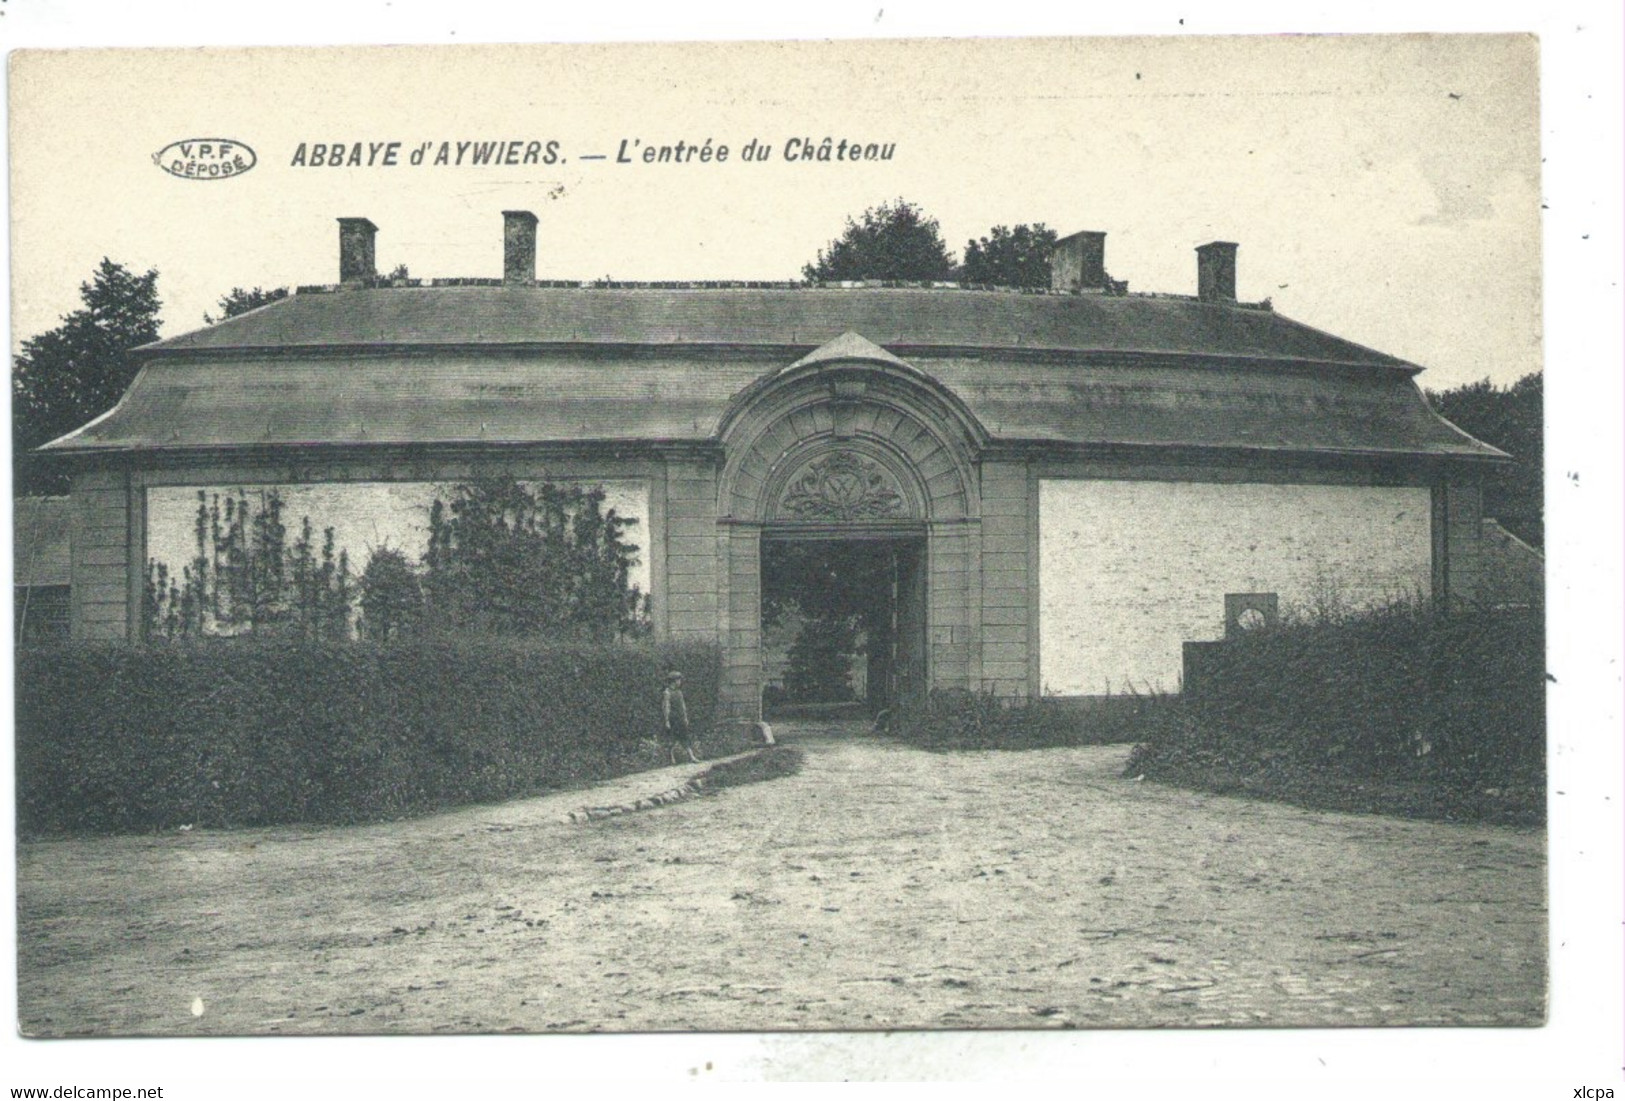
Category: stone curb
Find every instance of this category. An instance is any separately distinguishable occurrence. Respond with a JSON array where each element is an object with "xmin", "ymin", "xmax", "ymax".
[{"xmin": 564, "ymin": 749, "xmax": 766, "ymax": 823}]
